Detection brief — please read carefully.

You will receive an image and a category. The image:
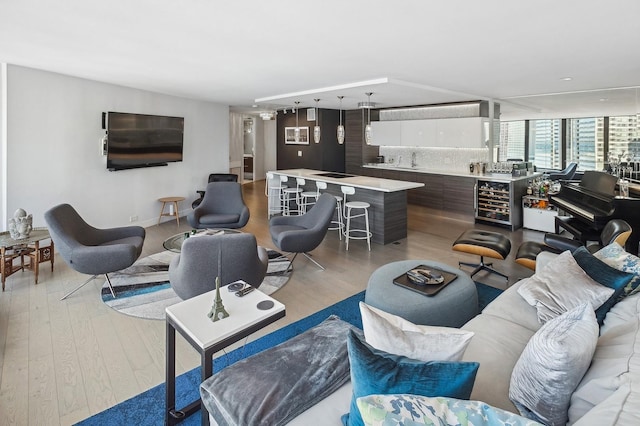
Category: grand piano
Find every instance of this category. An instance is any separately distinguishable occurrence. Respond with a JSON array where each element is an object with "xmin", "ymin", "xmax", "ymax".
[{"xmin": 549, "ymin": 170, "xmax": 640, "ymax": 255}]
